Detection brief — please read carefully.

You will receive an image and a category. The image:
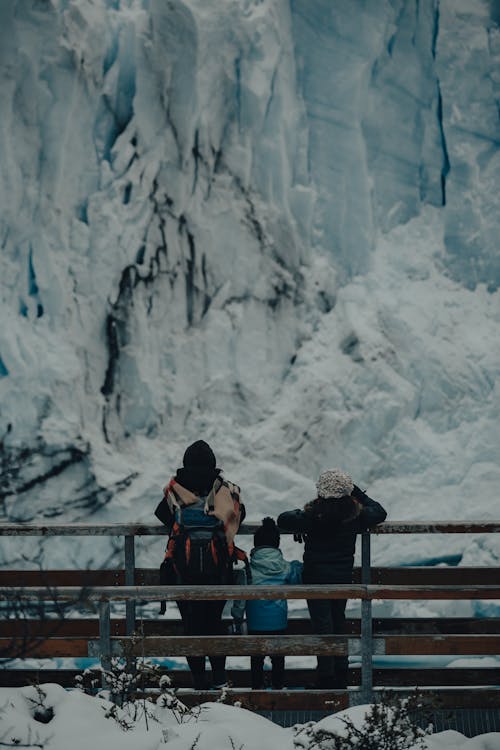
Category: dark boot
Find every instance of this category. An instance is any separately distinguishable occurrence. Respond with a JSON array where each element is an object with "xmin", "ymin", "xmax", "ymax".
[
  {"xmin": 332, "ymin": 672, "xmax": 348, "ymax": 690},
  {"xmin": 316, "ymin": 673, "xmax": 337, "ymax": 689},
  {"xmin": 192, "ymin": 672, "xmax": 208, "ymax": 690},
  {"xmin": 211, "ymin": 669, "xmax": 228, "ymax": 689}
]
